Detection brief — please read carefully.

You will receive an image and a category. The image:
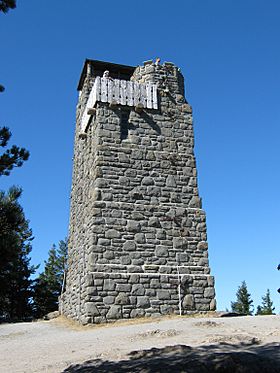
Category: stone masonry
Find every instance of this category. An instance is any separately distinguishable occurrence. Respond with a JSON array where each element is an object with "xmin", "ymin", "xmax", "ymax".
[{"xmin": 60, "ymin": 59, "xmax": 216, "ymax": 324}]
